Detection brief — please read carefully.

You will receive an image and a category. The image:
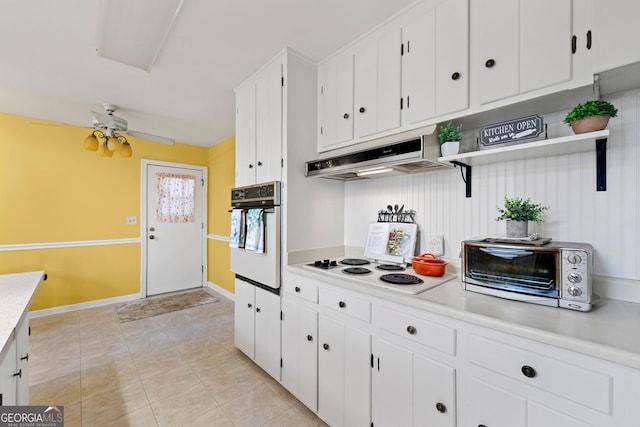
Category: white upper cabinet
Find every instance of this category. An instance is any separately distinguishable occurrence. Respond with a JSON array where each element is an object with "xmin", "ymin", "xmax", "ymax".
[
  {"xmin": 472, "ymin": 0, "xmax": 572, "ymax": 105},
  {"xmin": 401, "ymin": 0, "xmax": 469, "ymax": 126},
  {"xmin": 591, "ymin": 0, "xmax": 640, "ymax": 73},
  {"xmin": 354, "ymin": 27, "xmax": 402, "ymax": 139},
  {"xmin": 318, "ymin": 52, "xmax": 354, "ymax": 151},
  {"xmin": 235, "ymin": 57, "xmax": 283, "ymax": 186}
]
